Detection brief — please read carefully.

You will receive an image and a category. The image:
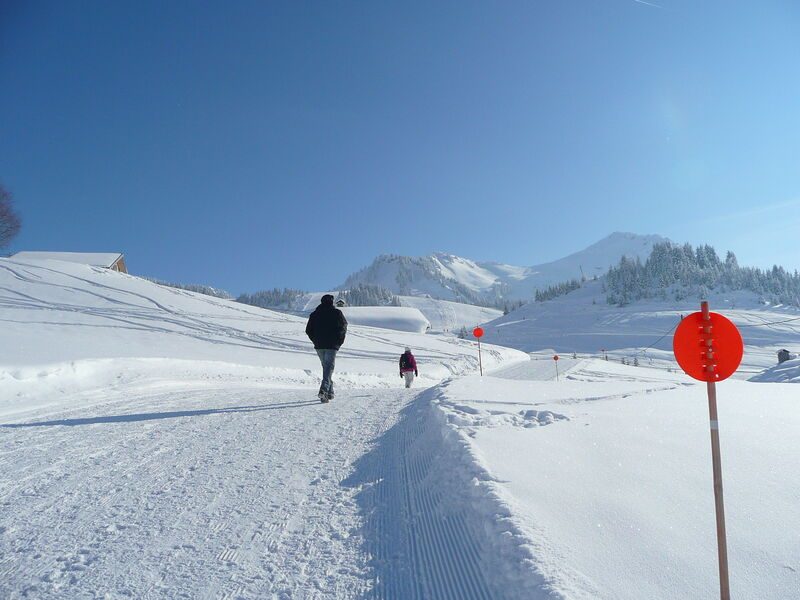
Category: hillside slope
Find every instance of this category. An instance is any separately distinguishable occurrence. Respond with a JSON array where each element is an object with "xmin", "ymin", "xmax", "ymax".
[
  {"xmin": 481, "ymin": 279, "xmax": 800, "ymax": 375},
  {"xmin": 0, "ymin": 257, "xmax": 524, "ymax": 398}
]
